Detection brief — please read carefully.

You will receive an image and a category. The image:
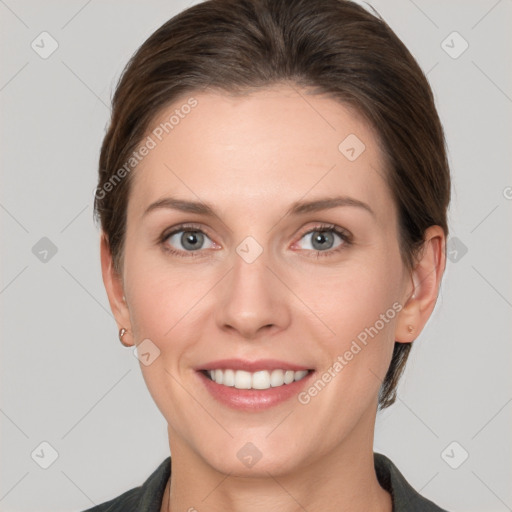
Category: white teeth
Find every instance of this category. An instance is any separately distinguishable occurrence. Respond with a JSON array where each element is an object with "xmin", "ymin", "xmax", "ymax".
[
  {"xmin": 234, "ymin": 370, "xmax": 252, "ymax": 389},
  {"xmin": 270, "ymin": 369, "xmax": 284, "ymax": 387},
  {"xmin": 252, "ymin": 371, "xmax": 269, "ymax": 390},
  {"xmin": 223, "ymin": 369, "xmax": 235, "ymax": 386},
  {"xmin": 205, "ymin": 369, "xmax": 310, "ymax": 390},
  {"xmin": 284, "ymin": 370, "xmax": 295, "ymax": 384}
]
